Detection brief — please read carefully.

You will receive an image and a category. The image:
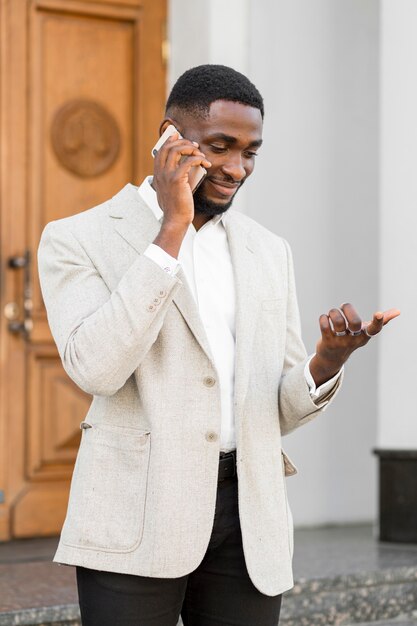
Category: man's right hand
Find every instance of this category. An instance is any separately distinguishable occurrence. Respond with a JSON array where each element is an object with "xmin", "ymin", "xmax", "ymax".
[{"xmin": 152, "ymin": 132, "xmax": 211, "ymax": 258}]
